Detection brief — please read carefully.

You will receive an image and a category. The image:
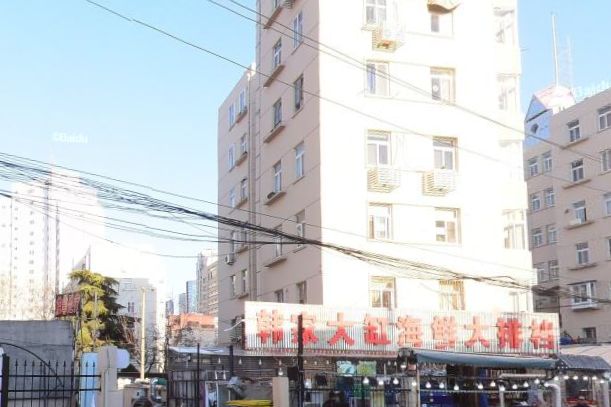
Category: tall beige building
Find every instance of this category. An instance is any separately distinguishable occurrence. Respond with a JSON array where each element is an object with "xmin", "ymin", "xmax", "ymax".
[
  {"xmin": 218, "ymin": 0, "xmax": 533, "ymax": 344},
  {"xmin": 526, "ymin": 87, "xmax": 611, "ymax": 343}
]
